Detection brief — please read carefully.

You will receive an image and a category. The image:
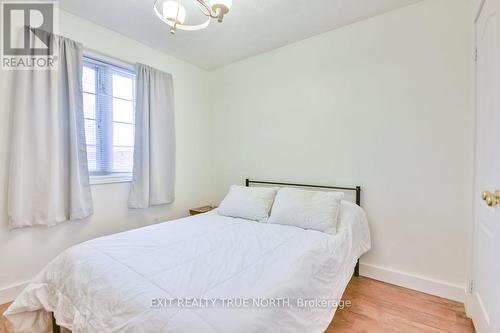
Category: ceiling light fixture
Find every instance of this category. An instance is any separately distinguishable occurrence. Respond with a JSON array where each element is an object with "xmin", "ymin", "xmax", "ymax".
[{"xmin": 153, "ymin": 0, "xmax": 232, "ymax": 34}]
